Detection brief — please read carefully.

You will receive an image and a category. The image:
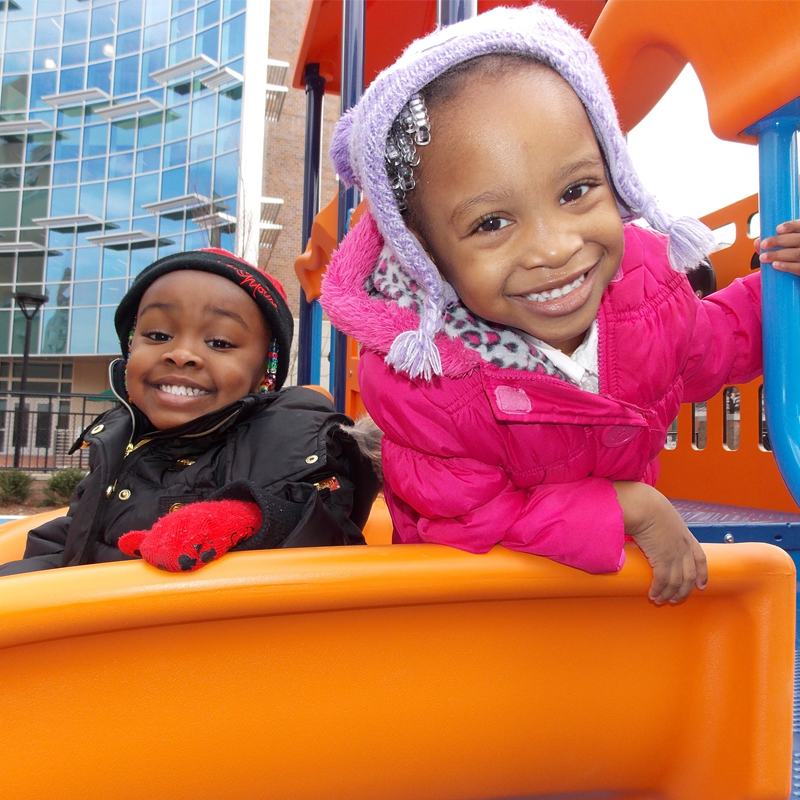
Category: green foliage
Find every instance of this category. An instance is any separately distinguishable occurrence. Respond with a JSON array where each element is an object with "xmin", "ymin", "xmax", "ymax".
[
  {"xmin": 0, "ymin": 470, "xmax": 32, "ymax": 504},
  {"xmin": 43, "ymin": 468, "xmax": 85, "ymax": 506}
]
